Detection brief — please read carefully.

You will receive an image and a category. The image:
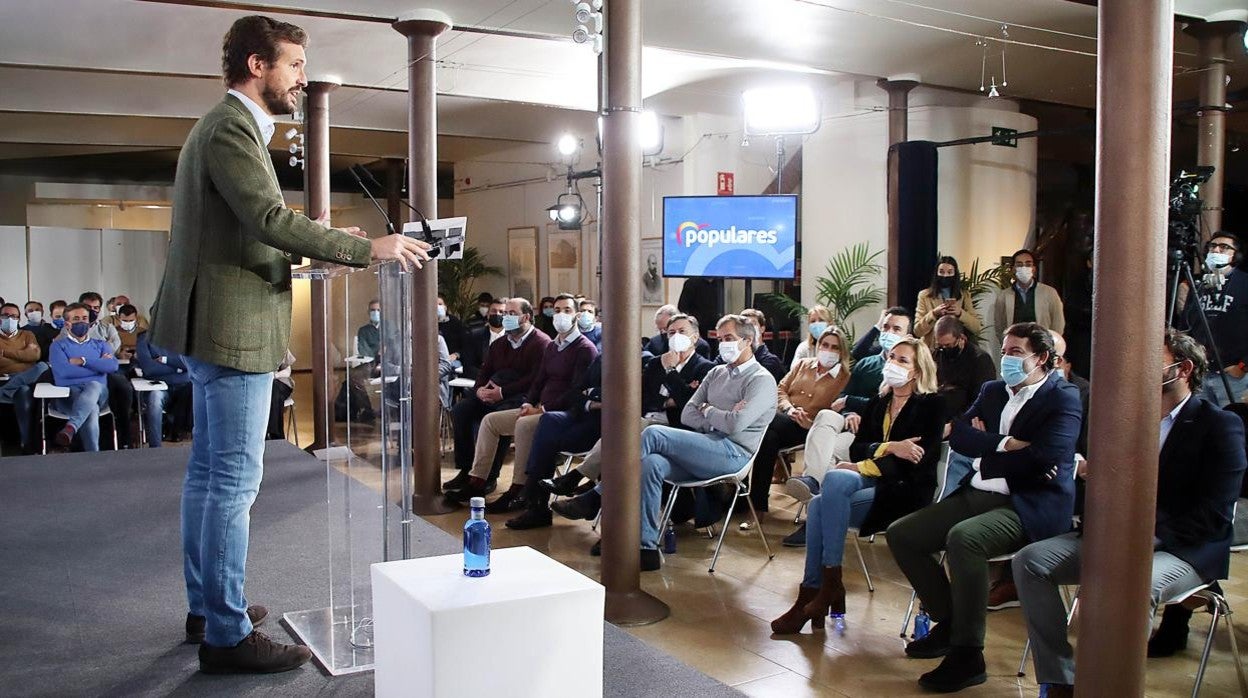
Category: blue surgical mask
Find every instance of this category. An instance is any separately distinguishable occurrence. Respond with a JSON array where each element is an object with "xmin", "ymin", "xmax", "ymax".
[
  {"xmin": 369, "ymin": 310, "xmax": 381, "ymax": 325},
  {"xmin": 878, "ymin": 331, "xmax": 901, "ymax": 352},
  {"xmin": 502, "ymin": 314, "xmax": 521, "ymax": 332},
  {"xmin": 436, "ymin": 305, "xmax": 447, "ymax": 320},
  {"xmin": 1206, "ymin": 252, "xmax": 1231, "ymax": 270},
  {"xmin": 542, "ymin": 307, "xmax": 555, "ymax": 318},
  {"xmin": 809, "ymin": 321, "xmax": 828, "ymax": 340},
  {"xmin": 70, "ymin": 321, "xmax": 91, "ymax": 339},
  {"xmin": 52, "ymin": 317, "xmax": 65, "ymax": 330},
  {"xmin": 1001, "ymin": 353, "xmax": 1035, "ymax": 387},
  {"xmin": 0, "ymin": 317, "xmax": 17, "ymax": 335},
  {"xmin": 577, "ymin": 311, "xmax": 595, "ymax": 331}
]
